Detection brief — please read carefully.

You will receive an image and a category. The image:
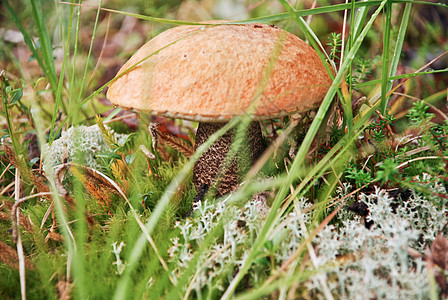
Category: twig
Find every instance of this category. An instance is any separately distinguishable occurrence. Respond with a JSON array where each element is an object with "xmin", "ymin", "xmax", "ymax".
[
  {"xmin": 1, "ymin": 181, "xmax": 15, "ymax": 195},
  {"xmin": 375, "ymin": 109, "xmax": 396, "ymax": 141},
  {"xmin": 0, "ymin": 162, "xmax": 11, "ymax": 181},
  {"xmin": 40, "ymin": 202, "xmax": 54, "ymax": 229},
  {"xmin": 14, "ymin": 169, "xmax": 26, "ymax": 300},
  {"xmin": 395, "ymin": 156, "xmax": 448, "ymax": 169},
  {"xmin": 103, "ymin": 112, "xmax": 138, "ymax": 125}
]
